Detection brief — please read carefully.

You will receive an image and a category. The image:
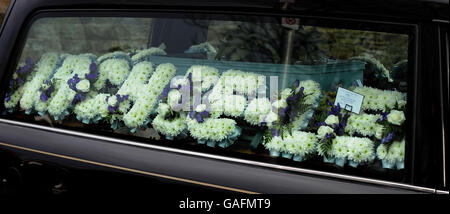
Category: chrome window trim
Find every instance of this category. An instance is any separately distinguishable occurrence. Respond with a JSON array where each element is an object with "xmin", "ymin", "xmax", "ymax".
[
  {"xmin": 433, "ymin": 19, "xmax": 450, "ymax": 24},
  {"xmin": 438, "ymin": 25, "xmax": 447, "ymax": 188},
  {"xmin": 436, "ymin": 190, "xmax": 449, "ymax": 194},
  {"xmin": 0, "ymin": 118, "xmax": 438, "ymax": 194}
]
